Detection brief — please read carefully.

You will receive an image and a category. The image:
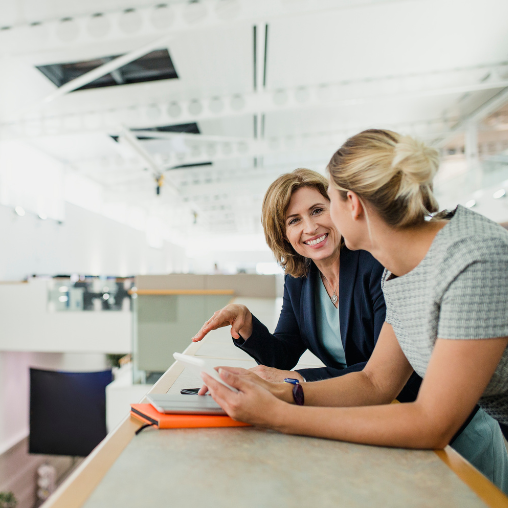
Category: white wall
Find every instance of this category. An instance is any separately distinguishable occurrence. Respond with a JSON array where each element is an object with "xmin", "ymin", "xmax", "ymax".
[
  {"xmin": 0, "ymin": 201, "xmax": 187, "ymax": 281},
  {"xmin": 189, "ymin": 249, "xmax": 277, "ymax": 274},
  {"xmin": 186, "ymin": 233, "xmax": 276, "ymax": 274}
]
